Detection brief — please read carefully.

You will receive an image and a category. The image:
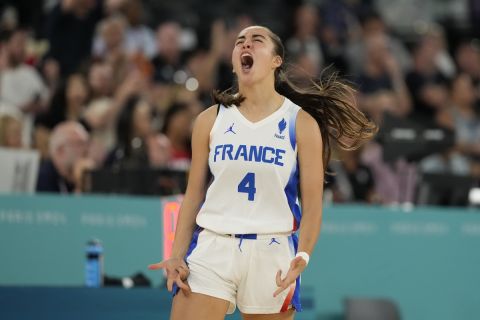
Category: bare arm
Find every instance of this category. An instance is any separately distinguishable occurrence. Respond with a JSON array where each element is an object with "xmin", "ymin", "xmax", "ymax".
[
  {"xmin": 170, "ymin": 105, "xmax": 217, "ymax": 258},
  {"xmin": 149, "ymin": 105, "xmax": 217, "ymax": 293},
  {"xmin": 274, "ymin": 109, "xmax": 324, "ymax": 297},
  {"xmin": 296, "ymin": 110, "xmax": 324, "ymax": 255}
]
